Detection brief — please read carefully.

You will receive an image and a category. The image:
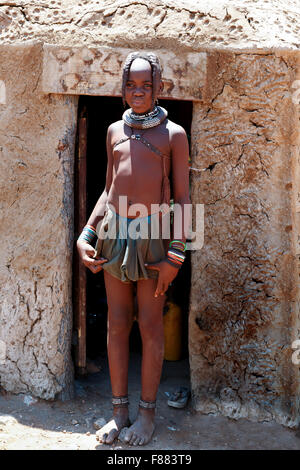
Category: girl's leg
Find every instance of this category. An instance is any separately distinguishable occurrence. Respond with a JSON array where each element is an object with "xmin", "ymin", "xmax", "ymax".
[
  {"xmin": 124, "ymin": 277, "xmax": 166, "ymax": 446},
  {"xmin": 96, "ymin": 270, "xmax": 135, "ymax": 445}
]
